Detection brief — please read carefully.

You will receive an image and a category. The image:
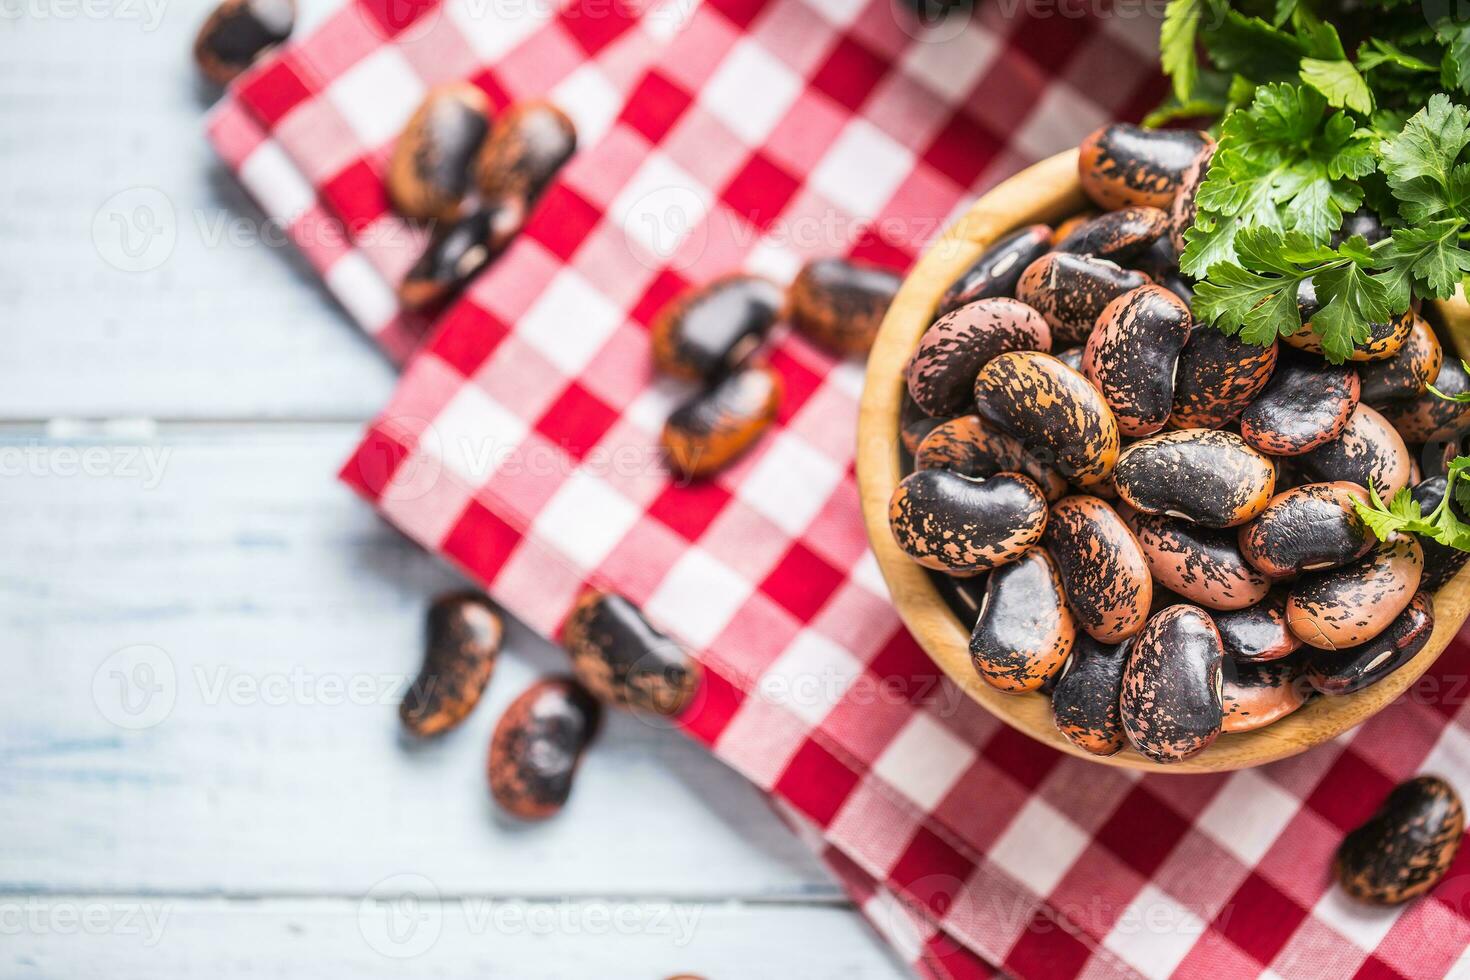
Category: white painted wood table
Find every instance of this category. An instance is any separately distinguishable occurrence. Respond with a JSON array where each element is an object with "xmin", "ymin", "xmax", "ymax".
[{"xmin": 0, "ymin": 4, "xmax": 907, "ymax": 975}]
